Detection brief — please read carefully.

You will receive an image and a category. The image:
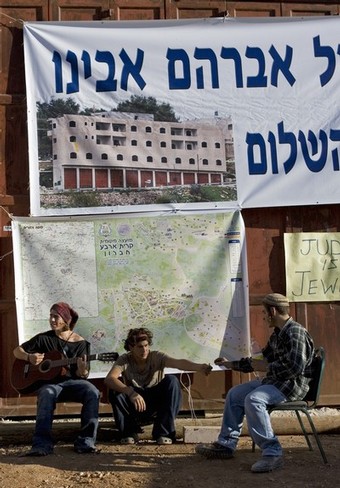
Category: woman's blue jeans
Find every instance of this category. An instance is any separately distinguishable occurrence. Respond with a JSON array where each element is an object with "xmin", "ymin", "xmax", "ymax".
[
  {"xmin": 32, "ymin": 379, "xmax": 100, "ymax": 453},
  {"xmin": 217, "ymin": 379, "xmax": 287, "ymax": 456}
]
